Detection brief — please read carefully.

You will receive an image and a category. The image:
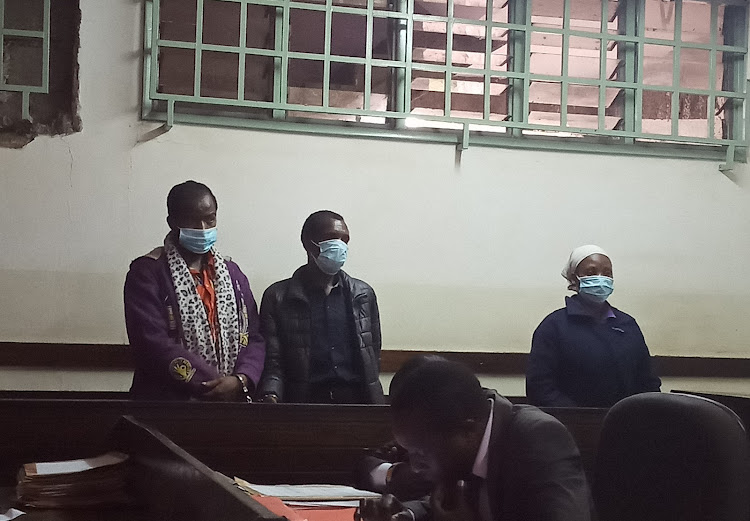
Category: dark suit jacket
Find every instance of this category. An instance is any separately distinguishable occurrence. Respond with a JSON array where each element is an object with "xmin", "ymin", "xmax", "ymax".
[{"xmin": 407, "ymin": 392, "xmax": 592, "ymax": 521}]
